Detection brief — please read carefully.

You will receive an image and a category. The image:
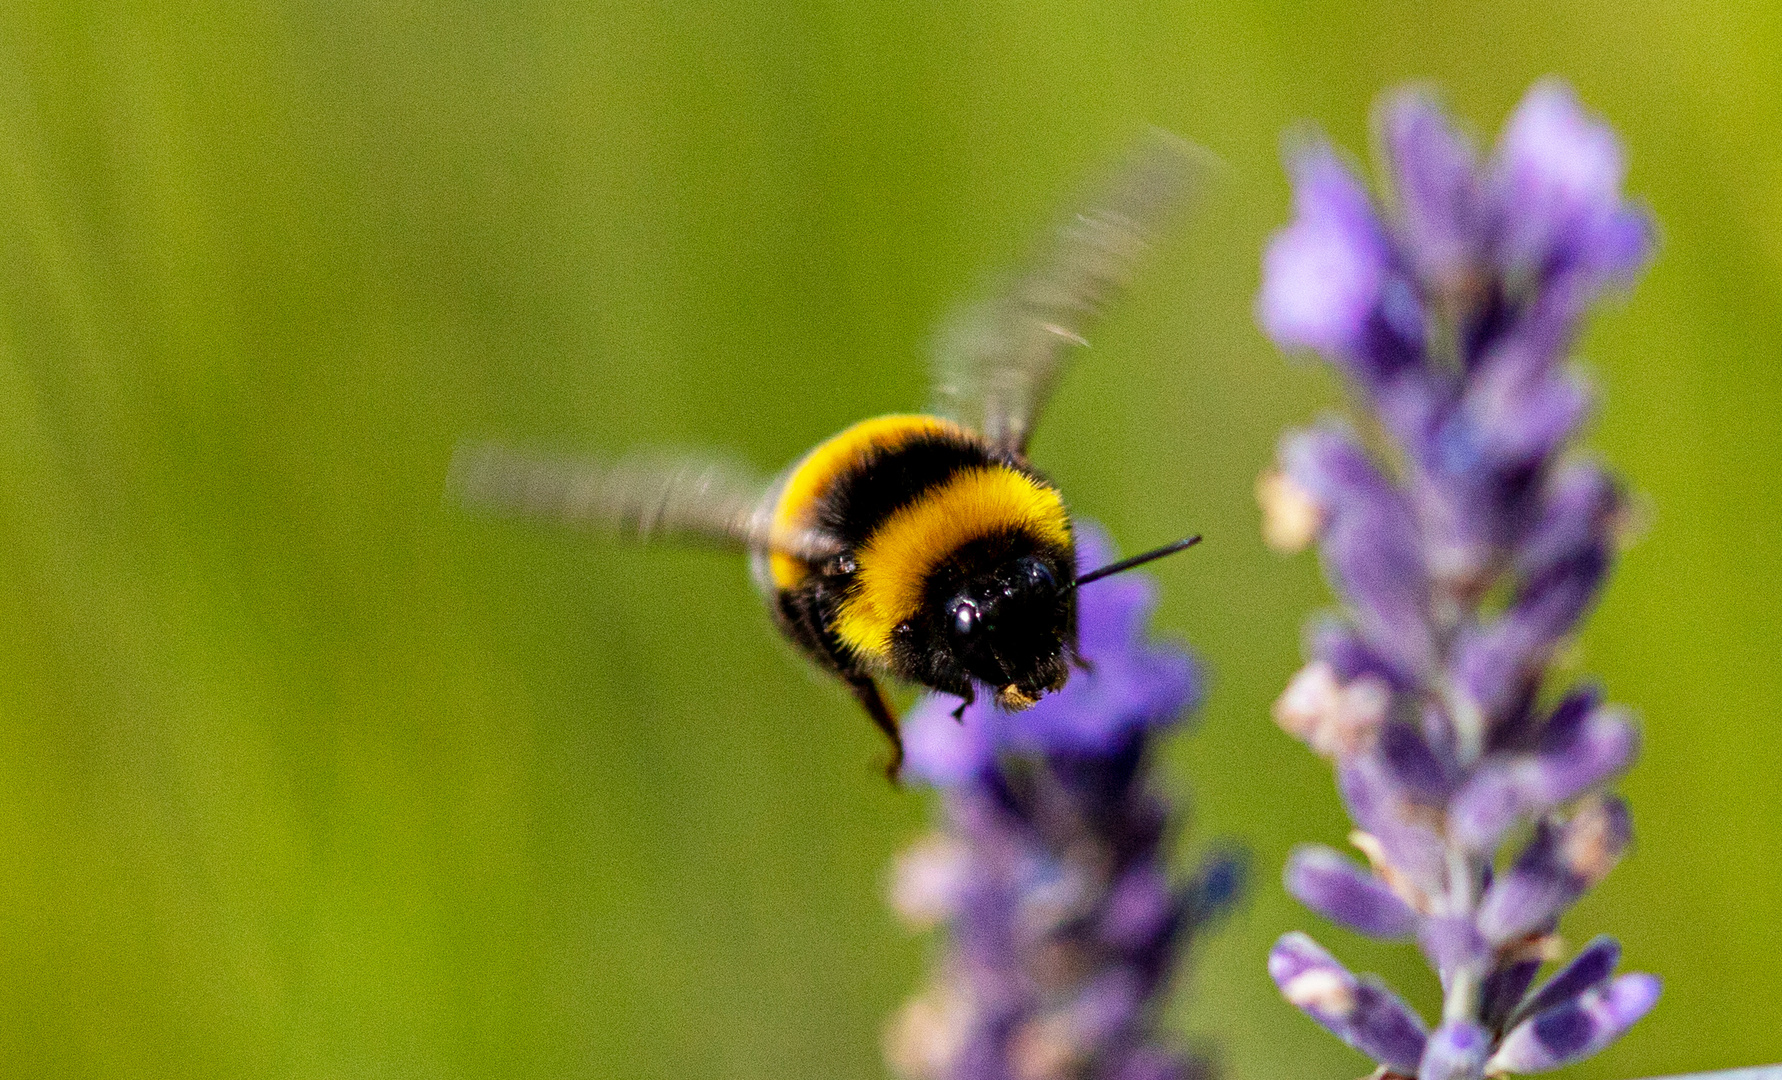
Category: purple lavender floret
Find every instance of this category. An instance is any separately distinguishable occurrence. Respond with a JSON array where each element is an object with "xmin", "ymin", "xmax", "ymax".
[
  {"xmin": 886, "ymin": 525, "xmax": 1241, "ymax": 1080},
  {"xmin": 1257, "ymin": 80, "xmax": 1659, "ymax": 1078}
]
